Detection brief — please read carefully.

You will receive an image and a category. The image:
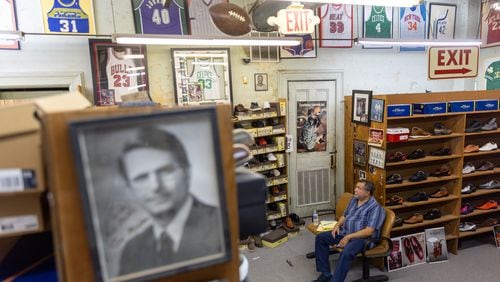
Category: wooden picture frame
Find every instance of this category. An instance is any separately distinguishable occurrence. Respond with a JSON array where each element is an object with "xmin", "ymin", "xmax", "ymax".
[
  {"xmin": 254, "ymin": 73, "xmax": 268, "ymax": 91},
  {"xmin": 351, "ymin": 90, "xmax": 372, "ymax": 125},
  {"xmin": 428, "ymin": 3, "xmax": 456, "ymax": 40},
  {"xmin": 353, "ymin": 139, "xmax": 367, "ymax": 167},
  {"xmin": 88, "ymin": 39, "xmax": 150, "ymax": 106},
  {"xmin": 370, "ymin": 98, "xmax": 385, "ymax": 123},
  {"xmin": 69, "ymin": 108, "xmax": 232, "ymax": 282}
]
